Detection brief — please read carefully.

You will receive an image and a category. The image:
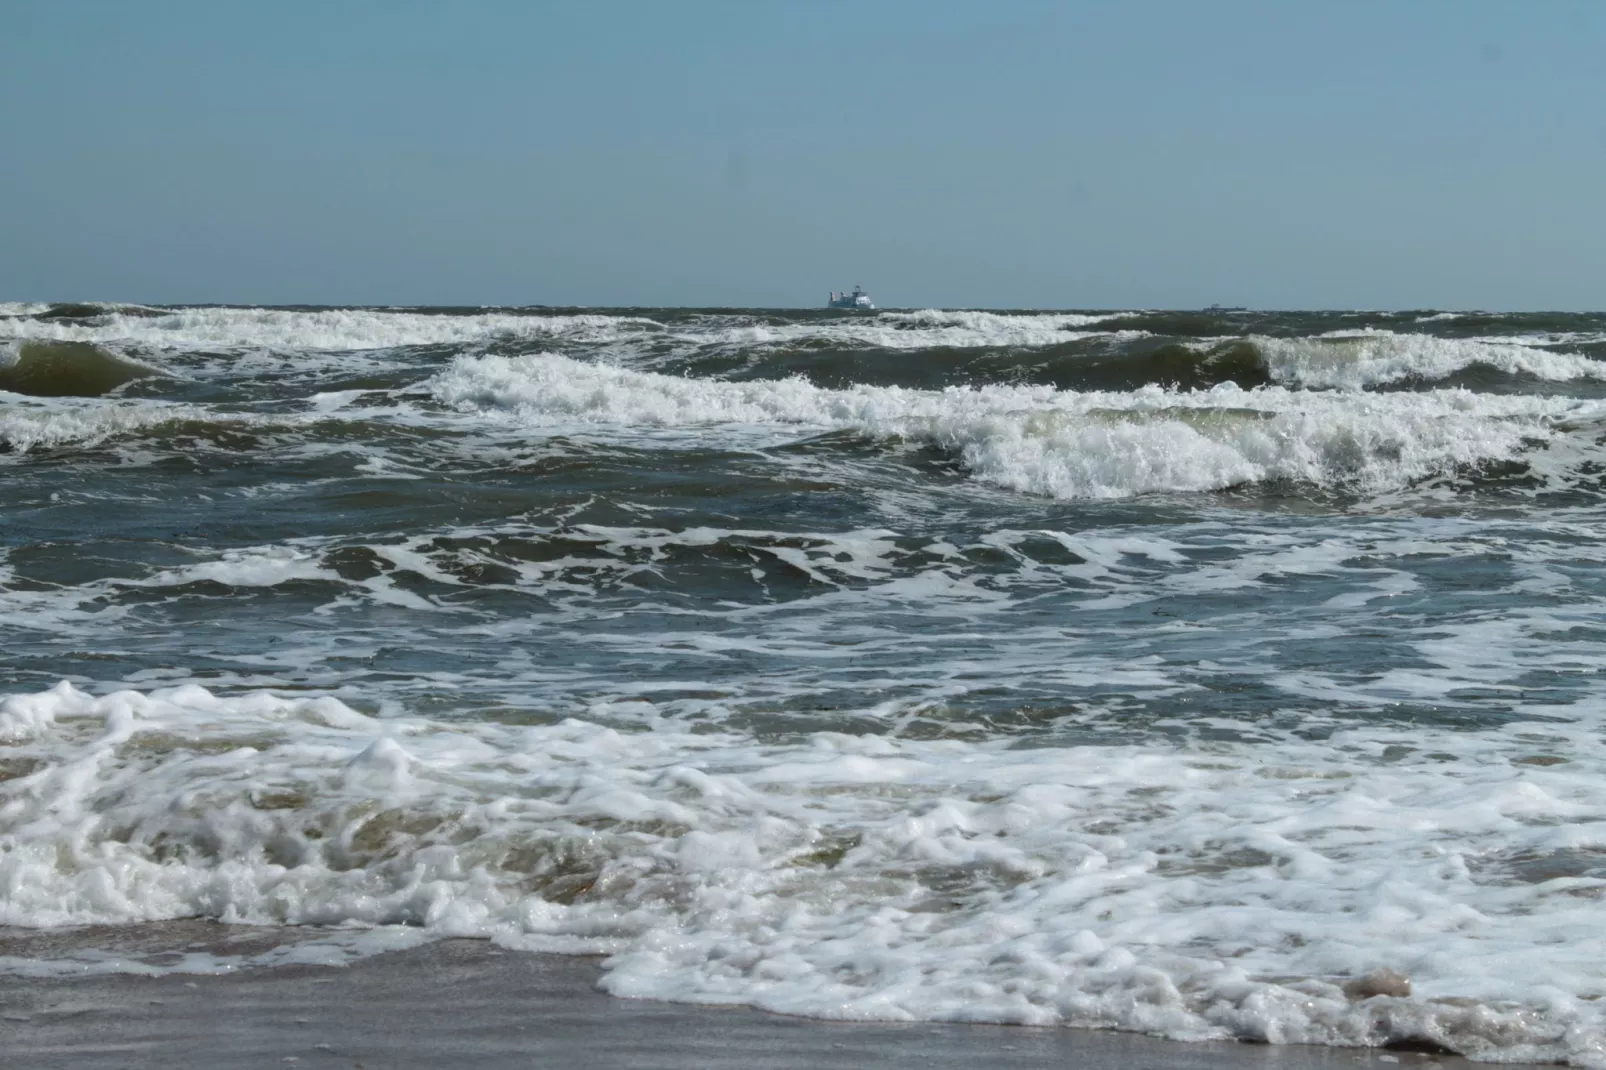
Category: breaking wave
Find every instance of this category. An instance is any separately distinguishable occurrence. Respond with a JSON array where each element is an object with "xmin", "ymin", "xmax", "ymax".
[
  {"xmin": 0, "ymin": 303, "xmax": 1125, "ymax": 356},
  {"xmin": 11, "ymin": 302, "xmax": 1606, "ymax": 1068},
  {"xmin": 6, "ymin": 306, "xmax": 1605, "ymax": 395},
  {"xmin": 431, "ymin": 353, "xmax": 1588, "ymax": 499},
  {"xmin": 0, "ymin": 340, "xmax": 162, "ymax": 397},
  {"xmin": 0, "ymin": 398, "xmax": 211, "ymax": 456},
  {"xmin": 1252, "ymin": 330, "xmax": 1606, "ymax": 389},
  {"xmin": 1, "ymin": 305, "xmax": 659, "ymax": 353}
]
